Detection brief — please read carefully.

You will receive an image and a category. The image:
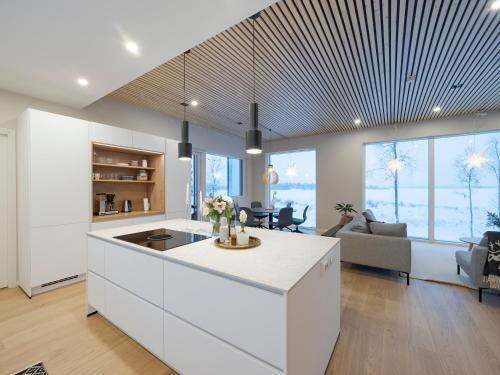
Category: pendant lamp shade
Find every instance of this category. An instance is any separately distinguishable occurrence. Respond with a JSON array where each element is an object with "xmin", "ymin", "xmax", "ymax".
[
  {"xmin": 261, "ymin": 164, "xmax": 279, "ymax": 185},
  {"xmin": 246, "ymin": 102, "xmax": 262, "ymax": 154},
  {"xmin": 178, "ymin": 51, "xmax": 192, "ymax": 160}
]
